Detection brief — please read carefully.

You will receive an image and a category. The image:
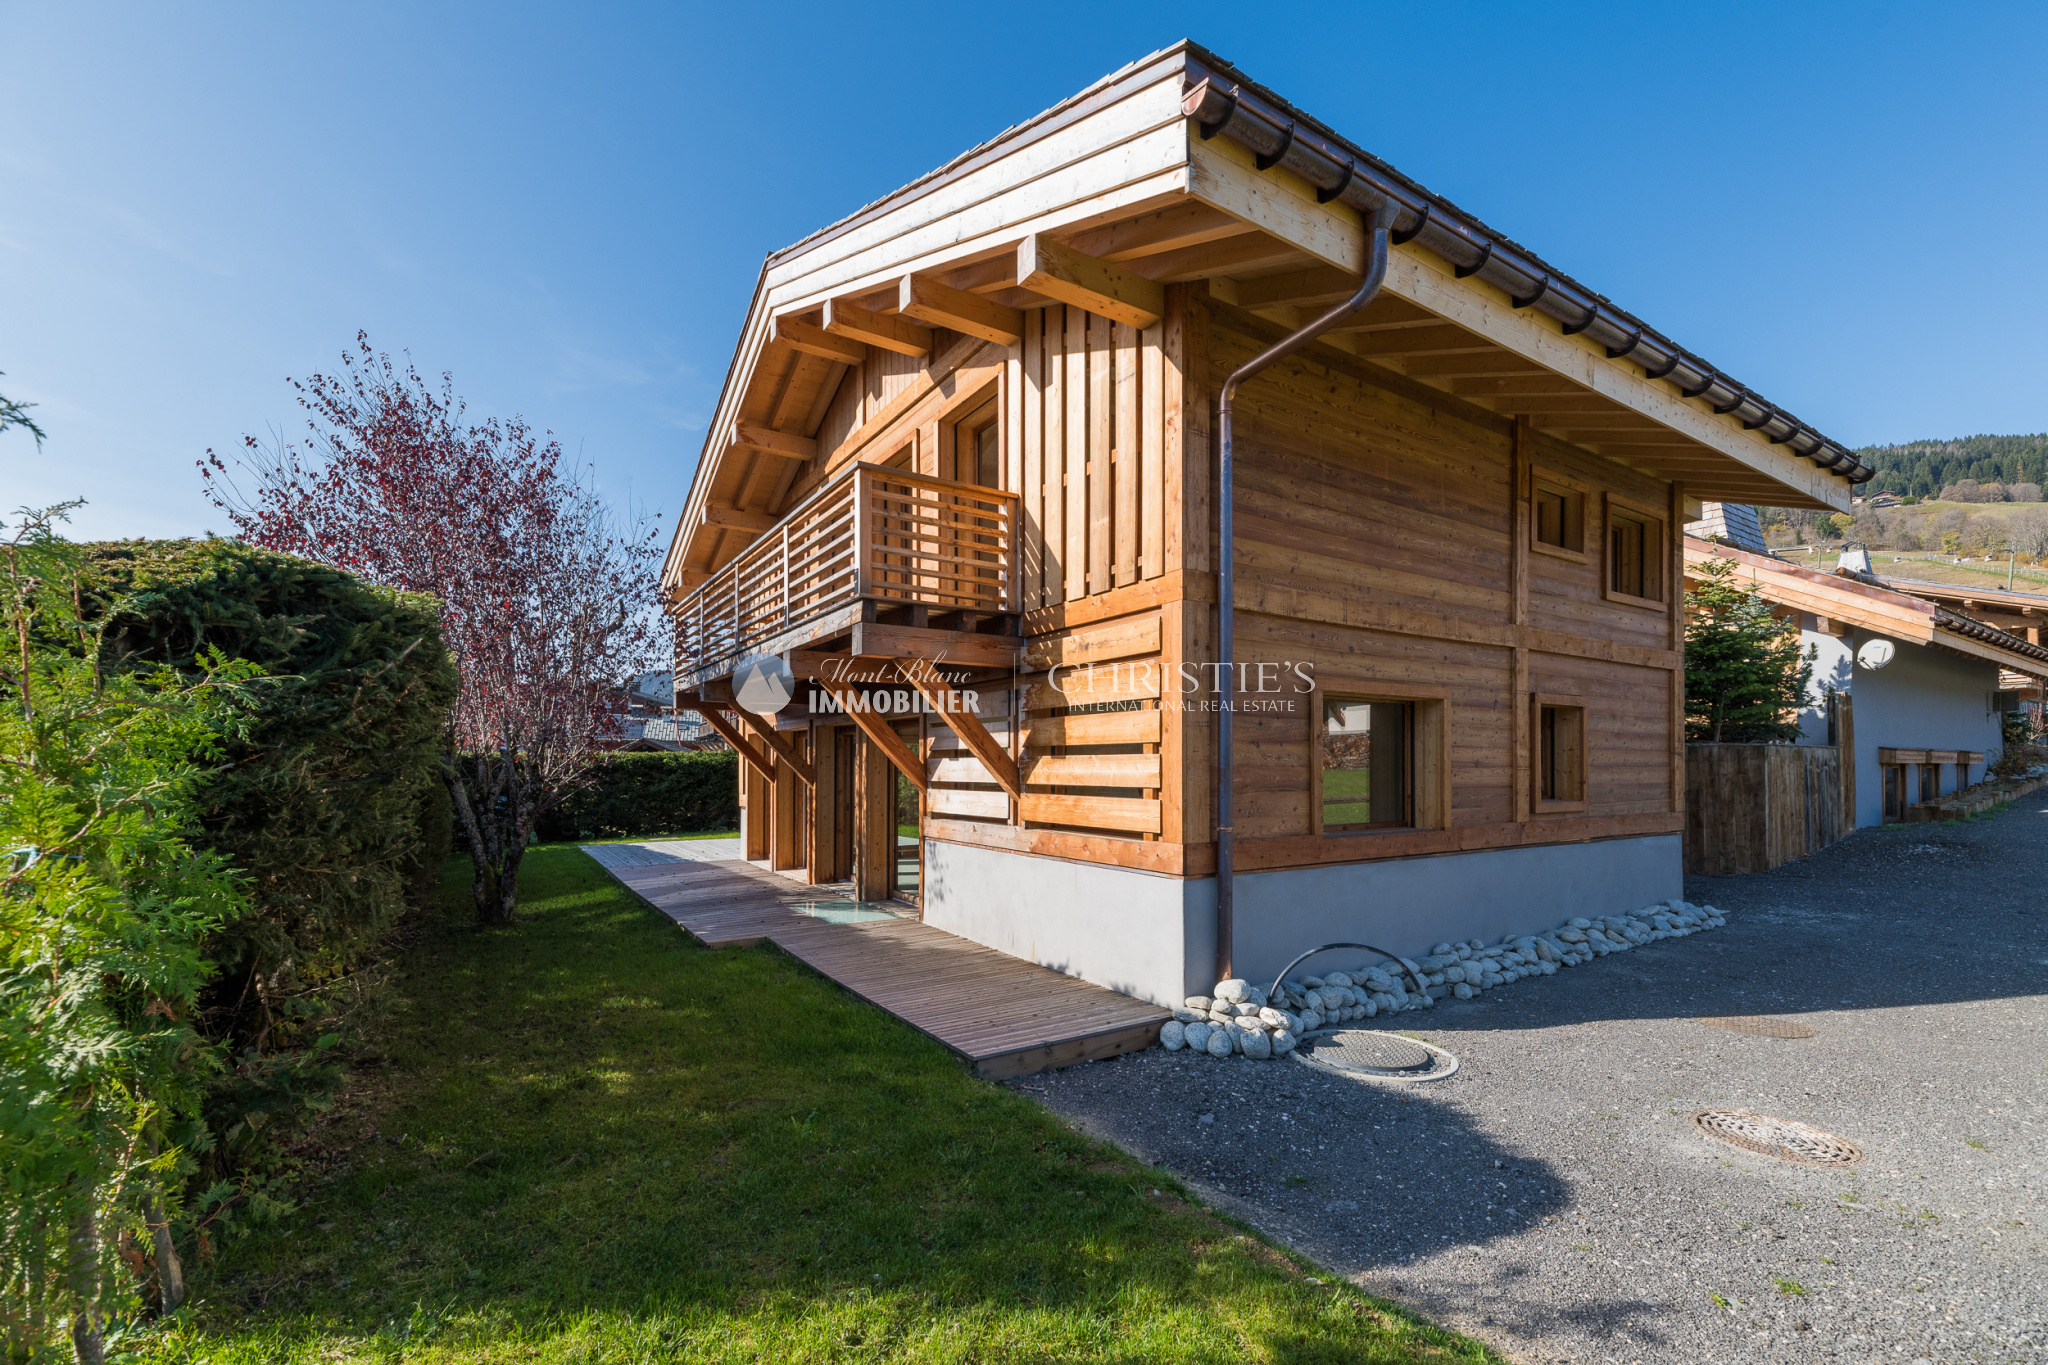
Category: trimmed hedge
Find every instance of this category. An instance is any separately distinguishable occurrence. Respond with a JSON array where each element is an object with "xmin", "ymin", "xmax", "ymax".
[
  {"xmin": 84, "ymin": 539, "xmax": 458, "ymax": 1027},
  {"xmin": 537, "ymin": 749, "xmax": 740, "ymax": 842}
]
